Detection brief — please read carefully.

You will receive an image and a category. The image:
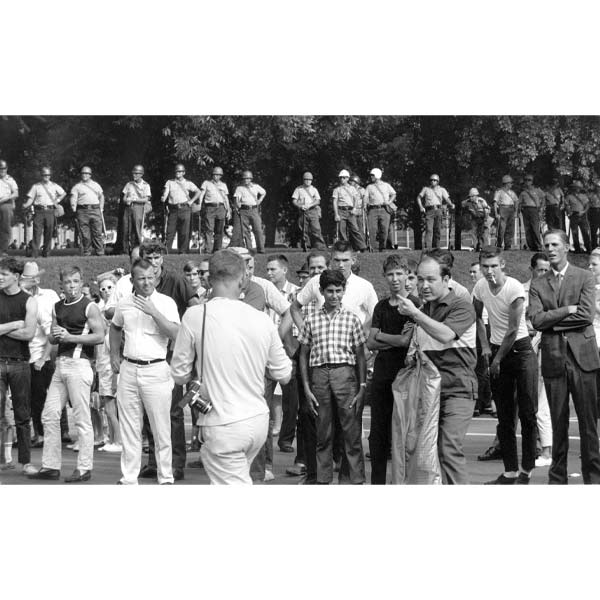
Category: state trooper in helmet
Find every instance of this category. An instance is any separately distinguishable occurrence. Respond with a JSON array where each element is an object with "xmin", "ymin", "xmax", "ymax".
[
  {"xmin": 199, "ymin": 166, "xmax": 231, "ymax": 253},
  {"xmin": 120, "ymin": 165, "xmax": 152, "ymax": 255},
  {"xmin": 332, "ymin": 169, "xmax": 366, "ymax": 251},
  {"xmin": 416, "ymin": 173, "xmax": 454, "ymax": 249},
  {"xmin": 291, "ymin": 171, "xmax": 326, "ymax": 250},
  {"xmin": 365, "ymin": 168, "xmax": 396, "ymax": 252},
  {"xmin": 232, "ymin": 170, "xmax": 267, "ymax": 253},
  {"xmin": 0, "ymin": 160, "xmax": 18, "ymax": 256},
  {"xmin": 349, "ymin": 175, "xmax": 368, "ymax": 247},
  {"xmin": 492, "ymin": 175, "xmax": 518, "ymax": 251},
  {"xmin": 461, "ymin": 187, "xmax": 490, "ymax": 251}
]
